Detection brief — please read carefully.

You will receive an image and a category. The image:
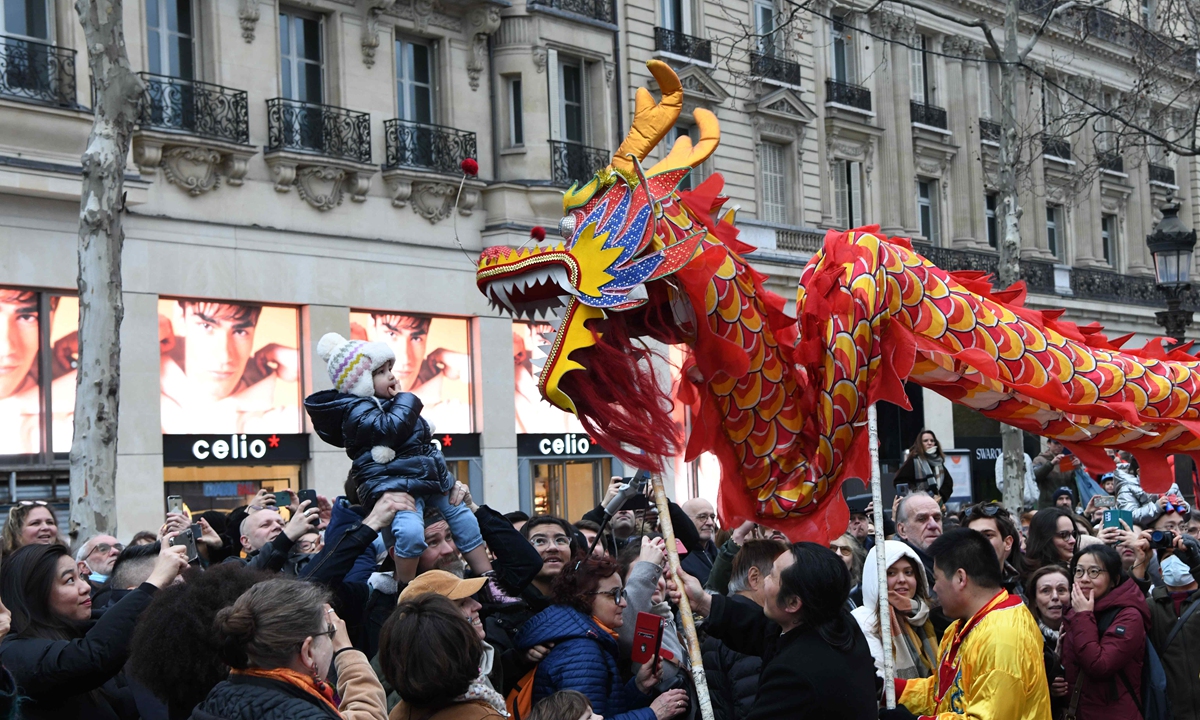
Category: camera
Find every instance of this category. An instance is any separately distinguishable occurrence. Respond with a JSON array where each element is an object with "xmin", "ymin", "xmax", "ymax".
[{"xmin": 1150, "ymin": 530, "xmax": 1176, "ymax": 551}]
